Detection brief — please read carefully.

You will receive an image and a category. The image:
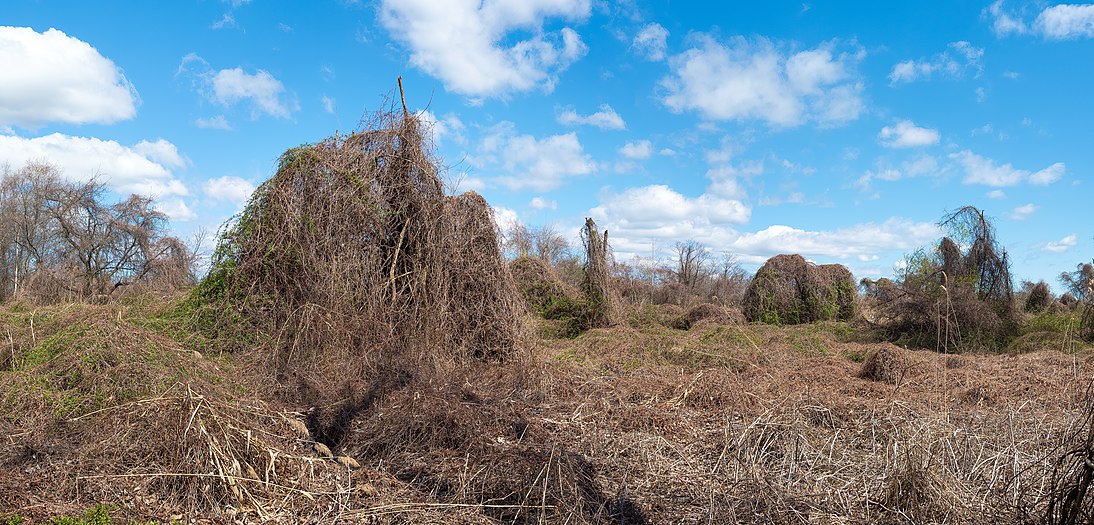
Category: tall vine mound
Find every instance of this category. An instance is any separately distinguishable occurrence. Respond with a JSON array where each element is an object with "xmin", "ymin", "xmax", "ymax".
[
  {"xmin": 742, "ymin": 254, "xmax": 857, "ymax": 325},
  {"xmin": 189, "ymin": 109, "xmax": 523, "ymax": 382}
]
